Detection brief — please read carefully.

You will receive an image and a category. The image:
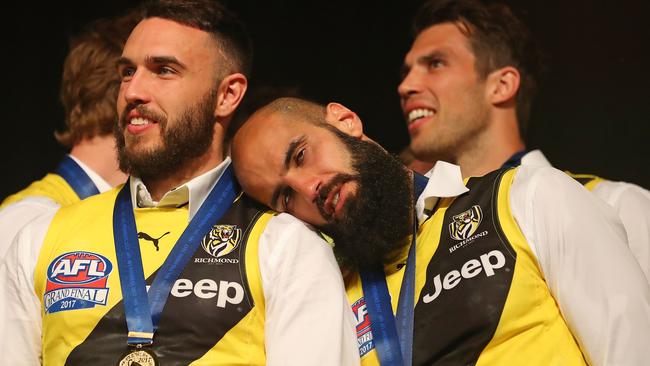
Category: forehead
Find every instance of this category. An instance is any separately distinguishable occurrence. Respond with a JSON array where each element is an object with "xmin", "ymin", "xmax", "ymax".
[
  {"xmin": 404, "ymin": 22, "xmax": 474, "ymax": 64},
  {"xmin": 123, "ymin": 17, "xmax": 218, "ymax": 63},
  {"xmin": 235, "ymin": 112, "xmax": 322, "ymax": 200}
]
